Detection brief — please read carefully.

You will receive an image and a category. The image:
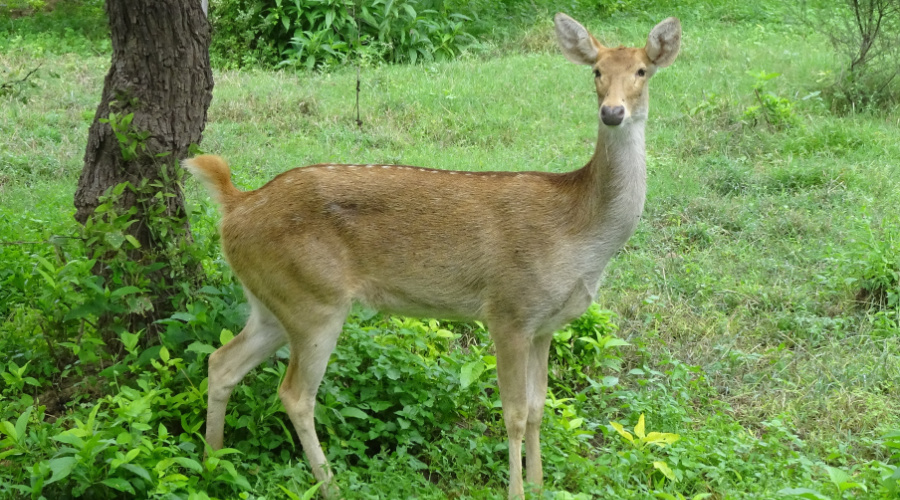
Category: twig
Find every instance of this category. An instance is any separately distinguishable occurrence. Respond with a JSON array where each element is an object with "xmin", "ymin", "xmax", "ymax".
[
  {"xmin": 356, "ymin": 66, "xmax": 362, "ymax": 128},
  {"xmin": 353, "ymin": 1, "xmax": 363, "ymax": 128},
  {"xmin": 753, "ymin": 88, "xmax": 773, "ymax": 128},
  {"xmin": 0, "ymin": 63, "xmax": 43, "ymax": 92}
]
